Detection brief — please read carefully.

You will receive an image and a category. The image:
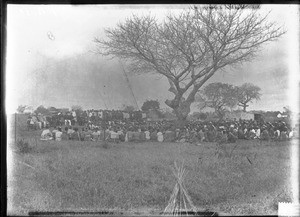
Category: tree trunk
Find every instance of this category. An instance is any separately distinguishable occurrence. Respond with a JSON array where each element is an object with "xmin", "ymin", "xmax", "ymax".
[
  {"xmin": 243, "ymin": 104, "xmax": 247, "ymax": 112},
  {"xmin": 166, "ymin": 98, "xmax": 193, "ymax": 128},
  {"xmin": 173, "ymin": 109, "xmax": 188, "ymax": 128}
]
